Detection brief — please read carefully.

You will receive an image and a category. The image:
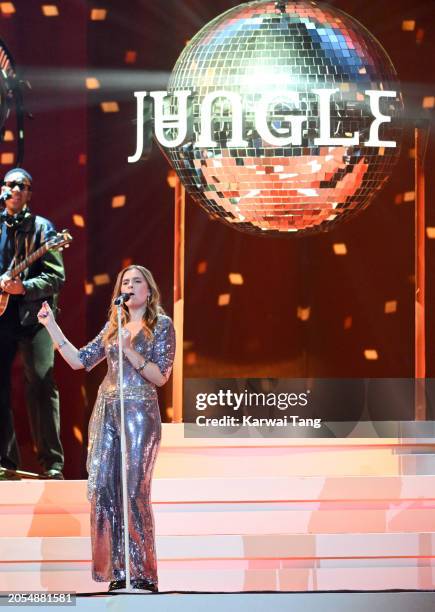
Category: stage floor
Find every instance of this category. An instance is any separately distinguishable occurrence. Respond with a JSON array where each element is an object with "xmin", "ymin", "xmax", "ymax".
[{"xmin": 2, "ymin": 592, "xmax": 435, "ymax": 612}]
